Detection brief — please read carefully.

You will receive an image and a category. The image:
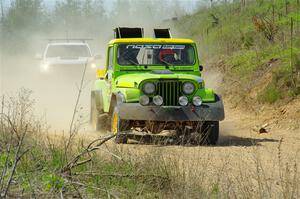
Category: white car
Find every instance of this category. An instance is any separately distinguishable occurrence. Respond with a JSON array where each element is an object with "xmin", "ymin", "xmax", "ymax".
[{"xmin": 38, "ymin": 41, "xmax": 99, "ymax": 73}]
